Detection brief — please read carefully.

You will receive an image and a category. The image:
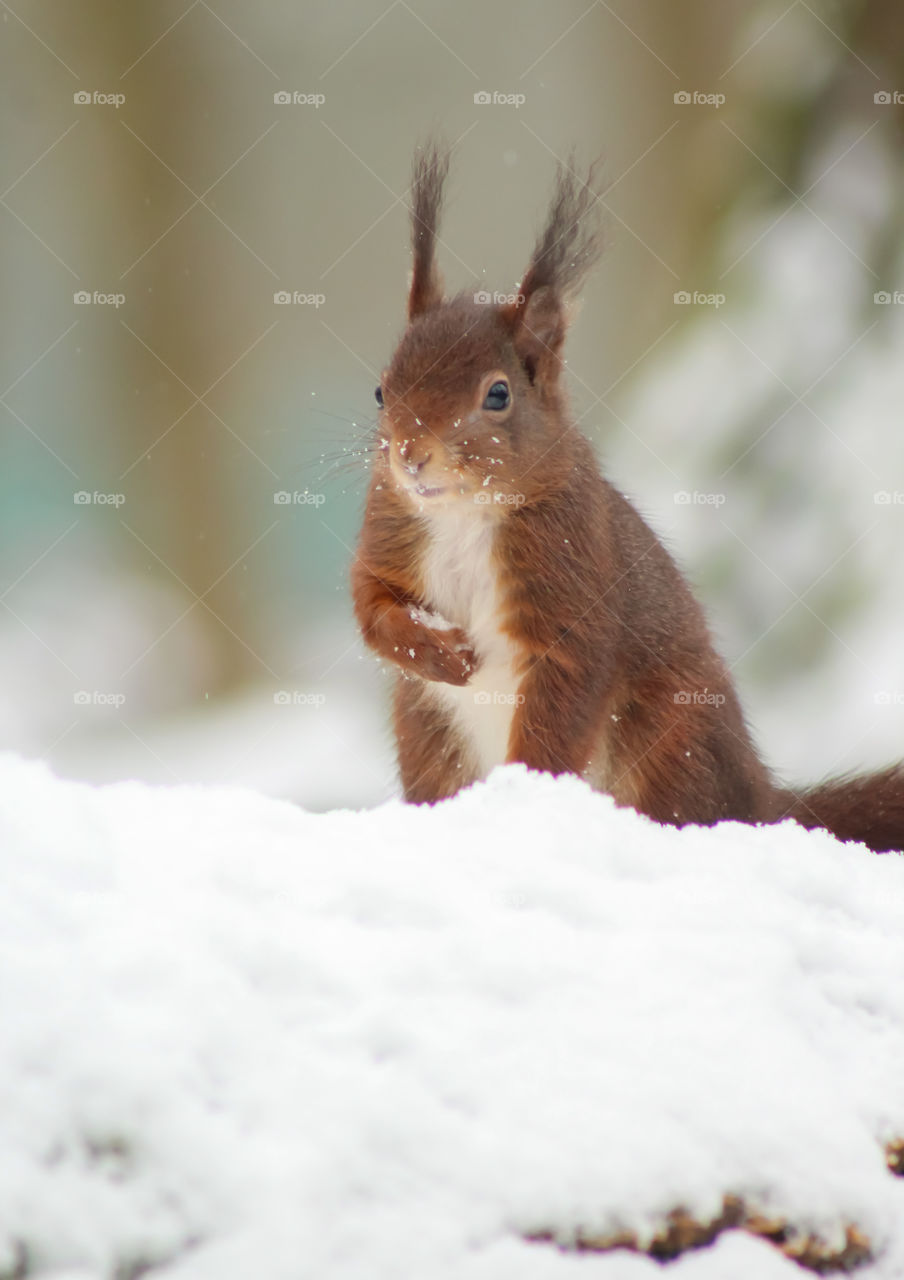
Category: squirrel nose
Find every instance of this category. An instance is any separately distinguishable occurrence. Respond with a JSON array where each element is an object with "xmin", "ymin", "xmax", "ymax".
[{"xmin": 397, "ymin": 439, "xmax": 432, "ymax": 474}]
